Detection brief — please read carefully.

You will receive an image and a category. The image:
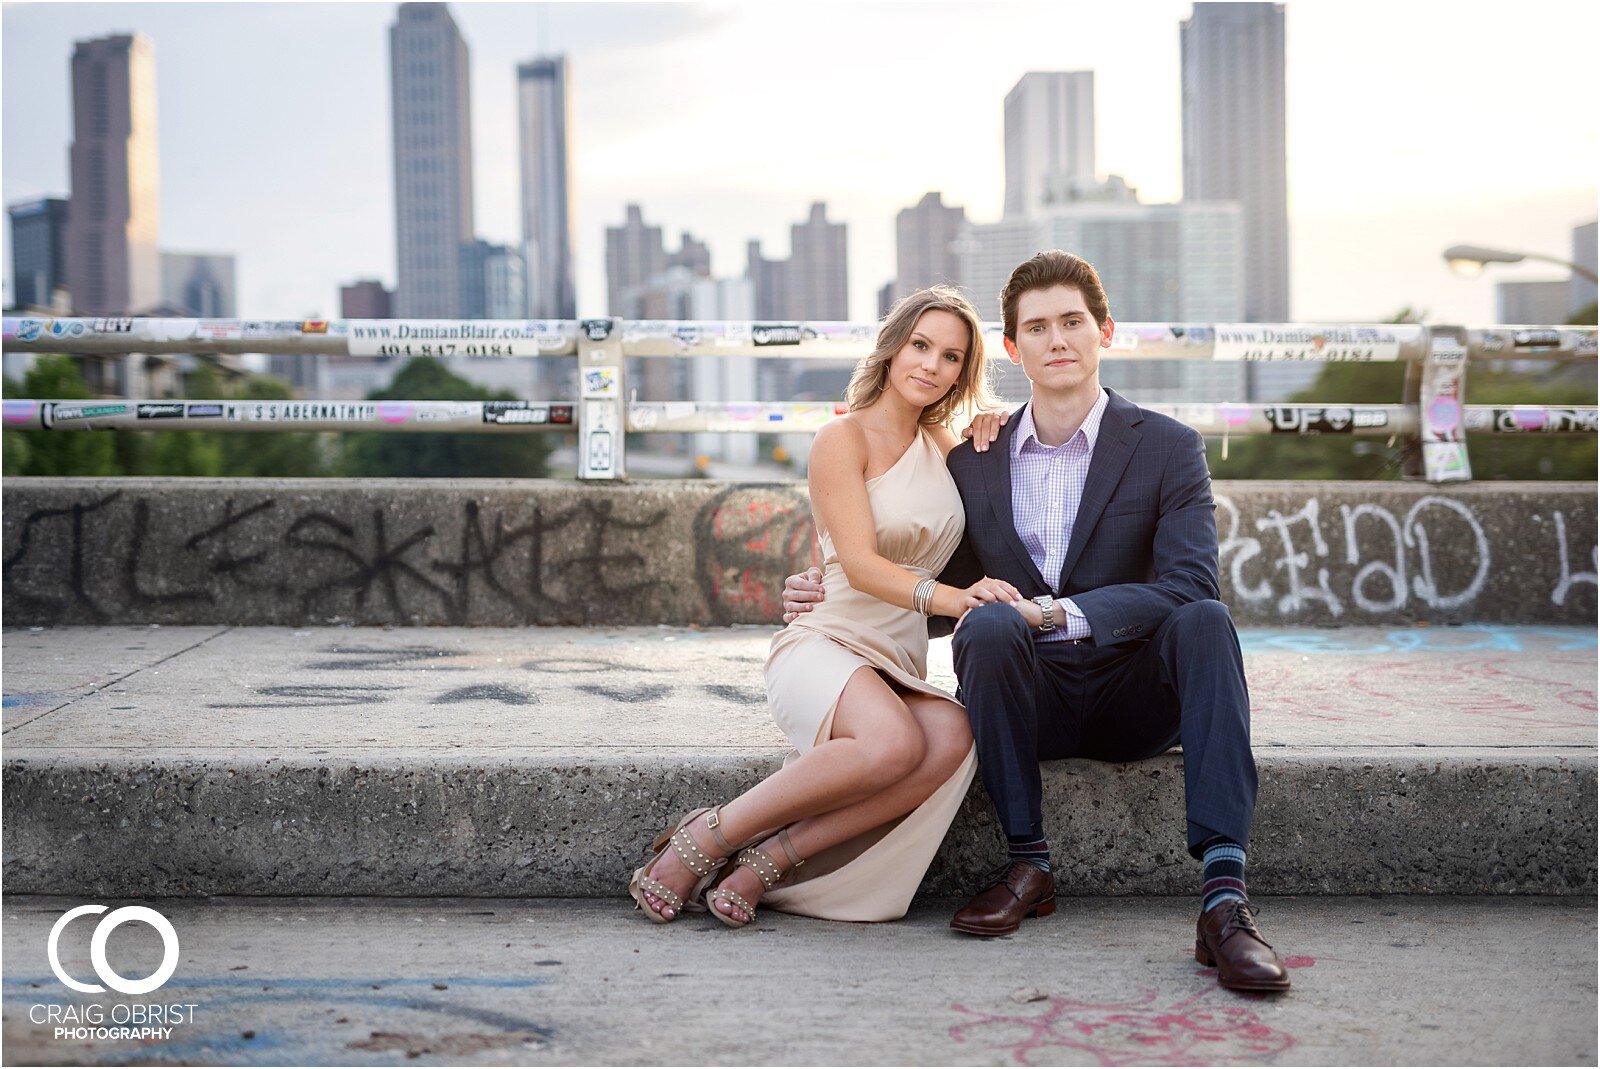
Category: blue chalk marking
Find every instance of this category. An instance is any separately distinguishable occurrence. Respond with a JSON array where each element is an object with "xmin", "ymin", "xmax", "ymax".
[
  {"xmin": 4, "ymin": 976, "xmax": 555, "ymax": 1067},
  {"xmin": 1237, "ymin": 625, "xmax": 1597, "ymax": 655}
]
